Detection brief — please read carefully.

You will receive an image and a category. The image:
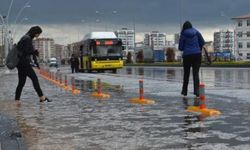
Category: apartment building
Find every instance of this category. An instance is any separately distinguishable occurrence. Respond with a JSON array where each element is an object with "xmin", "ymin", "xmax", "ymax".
[
  {"xmin": 232, "ymin": 14, "xmax": 250, "ymax": 60},
  {"xmin": 115, "ymin": 28, "xmax": 135, "ymax": 50},
  {"xmin": 55, "ymin": 44, "xmax": 69, "ymax": 60},
  {"xmin": 33, "ymin": 38, "xmax": 55, "ymax": 62},
  {"xmin": 144, "ymin": 31, "xmax": 166, "ymax": 50},
  {"xmin": 213, "ymin": 30, "xmax": 234, "ymax": 53}
]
